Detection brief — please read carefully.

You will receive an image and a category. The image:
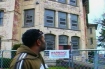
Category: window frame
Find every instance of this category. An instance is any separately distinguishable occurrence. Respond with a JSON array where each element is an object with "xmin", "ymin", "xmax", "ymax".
[
  {"xmin": 59, "ymin": 35, "xmax": 68, "ymax": 45},
  {"xmin": 90, "ymin": 28, "xmax": 92, "ymax": 34},
  {"xmin": 44, "ymin": 9, "xmax": 55, "ymax": 27},
  {"xmin": 0, "ymin": 10, "xmax": 4, "ymax": 26},
  {"xmin": 71, "ymin": 36, "xmax": 79, "ymax": 49},
  {"xmin": 24, "ymin": 9, "xmax": 35, "ymax": 27},
  {"xmin": 70, "ymin": 0, "xmax": 77, "ymax": 6},
  {"xmin": 58, "ymin": 12, "xmax": 67, "ymax": 29},
  {"xmin": 45, "ymin": 34, "xmax": 55, "ymax": 50},
  {"xmin": 70, "ymin": 14, "xmax": 78, "ymax": 30}
]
